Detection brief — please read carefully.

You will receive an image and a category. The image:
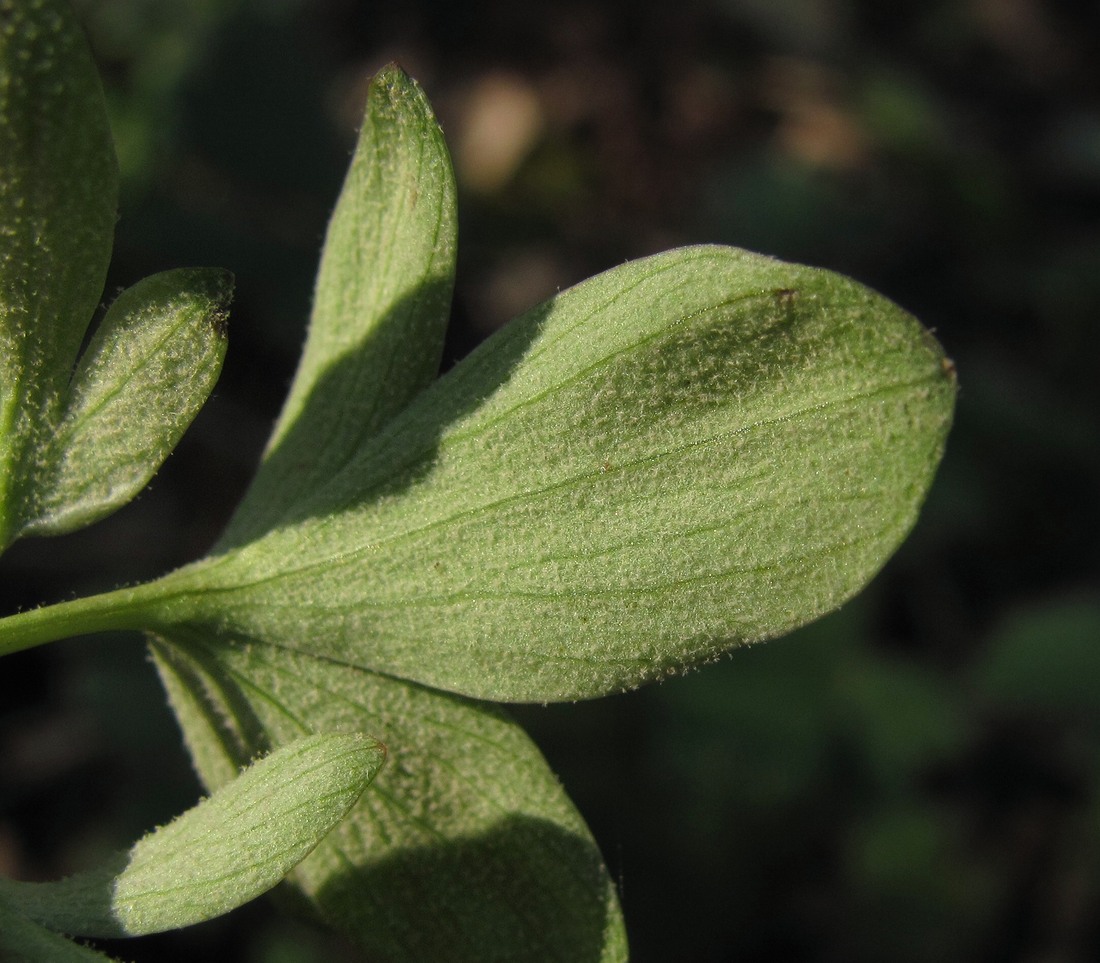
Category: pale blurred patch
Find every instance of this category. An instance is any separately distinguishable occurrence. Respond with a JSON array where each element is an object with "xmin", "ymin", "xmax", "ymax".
[
  {"xmin": 453, "ymin": 73, "xmax": 544, "ymax": 193},
  {"xmin": 763, "ymin": 57, "xmax": 870, "ymax": 171}
]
